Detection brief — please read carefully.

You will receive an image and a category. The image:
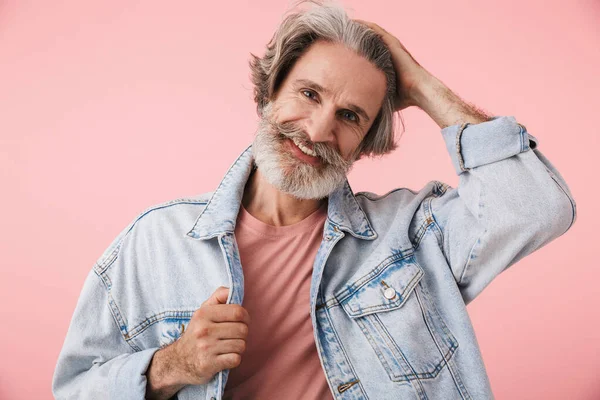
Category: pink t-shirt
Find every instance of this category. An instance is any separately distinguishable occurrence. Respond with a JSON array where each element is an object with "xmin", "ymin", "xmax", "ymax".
[{"xmin": 223, "ymin": 202, "xmax": 333, "ymax": 400}]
